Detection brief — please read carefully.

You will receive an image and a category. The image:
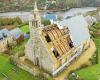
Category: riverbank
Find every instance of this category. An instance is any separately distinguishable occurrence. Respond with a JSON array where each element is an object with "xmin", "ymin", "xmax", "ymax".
[{"xmin": 0, "ymin": 7, "xmax": 97, "ymax": 22}]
